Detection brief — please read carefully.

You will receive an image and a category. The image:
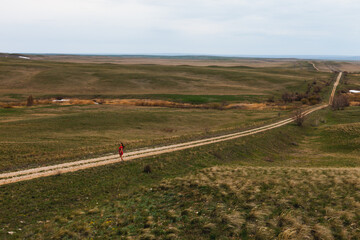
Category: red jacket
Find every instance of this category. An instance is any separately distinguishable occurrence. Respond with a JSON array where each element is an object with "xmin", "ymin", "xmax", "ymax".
[{"xmin": 119, "ymin": 146, "xmax": 124, "ymax": 154}]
